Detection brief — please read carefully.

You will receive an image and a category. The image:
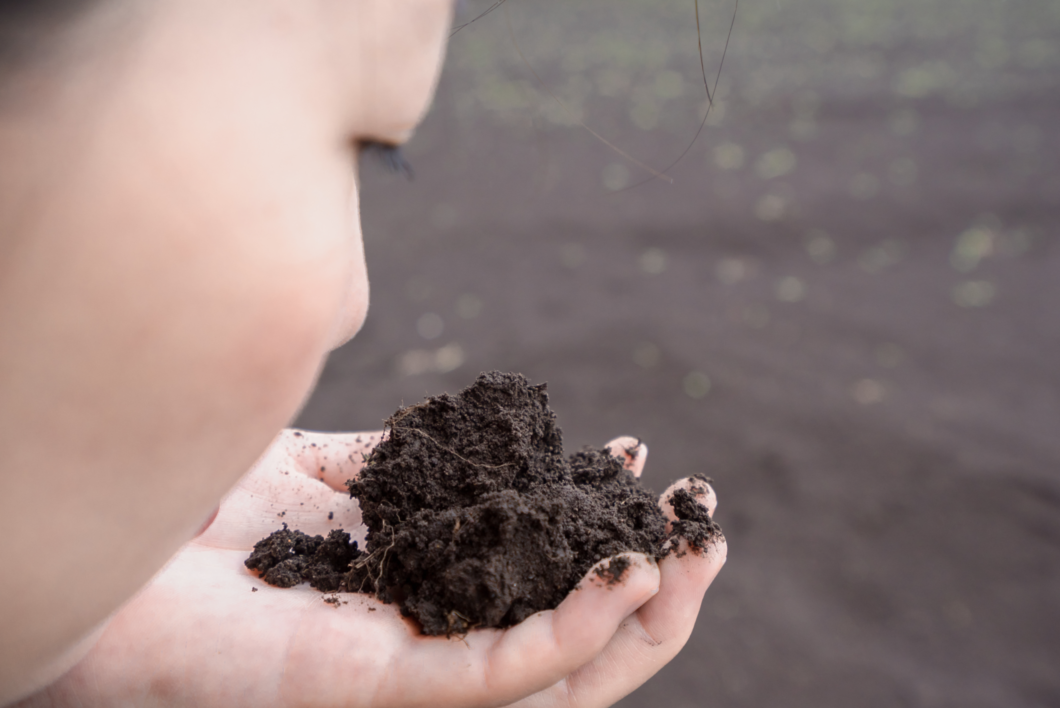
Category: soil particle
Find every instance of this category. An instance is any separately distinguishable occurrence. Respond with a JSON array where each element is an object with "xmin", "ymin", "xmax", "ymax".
[
  {"xmin": 323, "ymin": 594, "xmax": 347, "ymax": 607},
  {"xmin": 246, "ymin": 372, "xmax": 721, "ymax": 635}
]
